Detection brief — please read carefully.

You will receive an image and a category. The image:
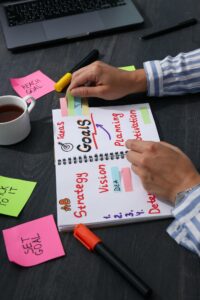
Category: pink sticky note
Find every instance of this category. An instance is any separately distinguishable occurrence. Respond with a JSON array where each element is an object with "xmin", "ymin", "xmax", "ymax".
[
  {"xmin": 2, "ymin": 215, "xmax": 65, "ymax": 267},
  {"xmin": 121, "ymin": 167, "xmax": 133, "ymax": 192},
  {"xmin": 60, "ymin": 97, "xmax": 68, "ymax": 117},
  {"xmin": 10, "ymin": 70, "xmax": 55, "ymax": 100}
]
